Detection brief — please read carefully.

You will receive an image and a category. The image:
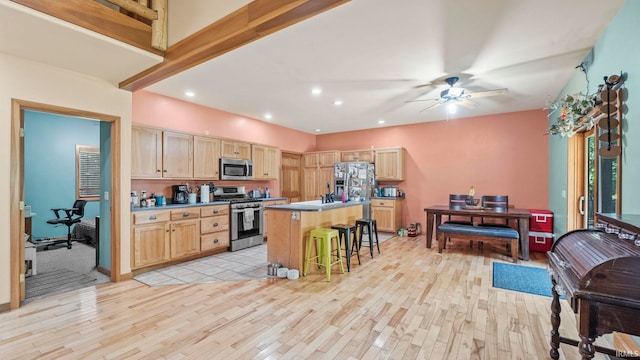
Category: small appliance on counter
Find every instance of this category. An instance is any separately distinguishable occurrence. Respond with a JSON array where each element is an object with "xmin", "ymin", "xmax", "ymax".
[
  {"xmin": 381, "ymin": 186, "xmax": 402, "ymax": 197},
  {"xmin": 172, "ymin": 184, "xmax": 189, "ymax": 204}
]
